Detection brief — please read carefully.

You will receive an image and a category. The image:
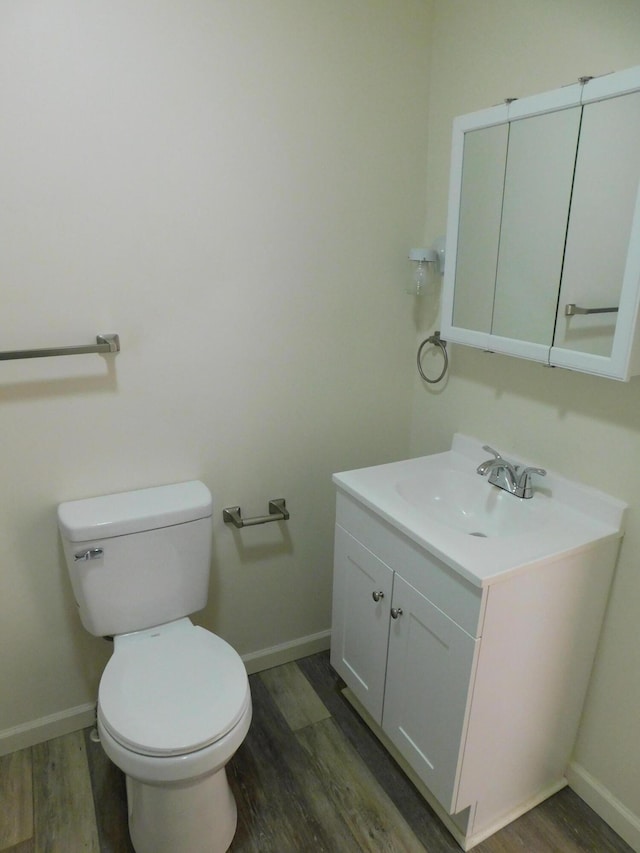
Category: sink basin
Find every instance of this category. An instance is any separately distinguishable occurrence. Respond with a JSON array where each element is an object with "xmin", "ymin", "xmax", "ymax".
[
  {"xmin": 333, "ymin": 434, "xmax": 626, "ymax": 586},
  {"xmin": 395, "ymin": 468, "xmax": 552, "ymax": 538}
]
